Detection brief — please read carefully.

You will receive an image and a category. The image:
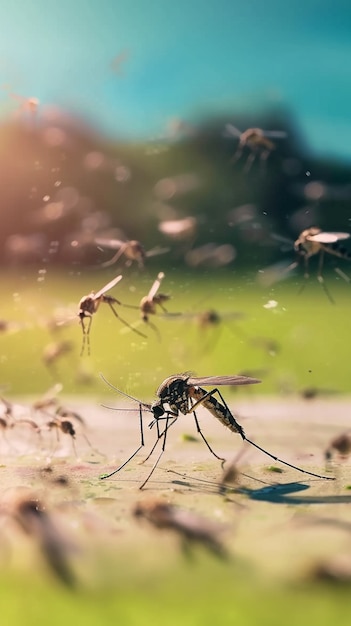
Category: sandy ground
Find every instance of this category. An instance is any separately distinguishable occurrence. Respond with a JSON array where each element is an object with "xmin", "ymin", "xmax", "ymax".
[{"xmin": 2, "ymin": 395, "xmax": 351, "ymax": 585}]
